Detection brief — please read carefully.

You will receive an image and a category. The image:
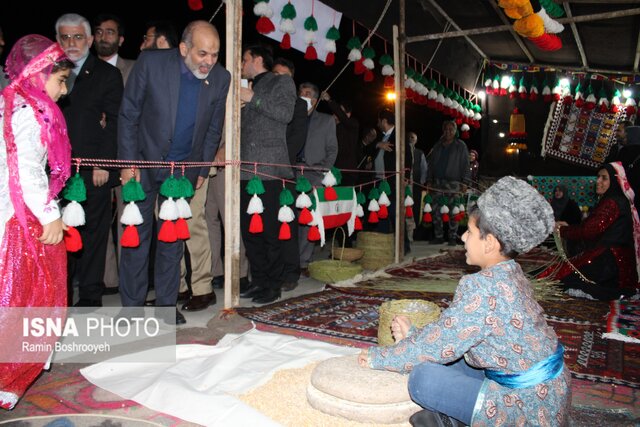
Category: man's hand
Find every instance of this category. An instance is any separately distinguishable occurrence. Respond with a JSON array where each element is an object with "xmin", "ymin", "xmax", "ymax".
[
  {"xmin": 120, "ymin": 168, "xmax": 140, "ymax": 184},
  {"xmin": 39, "ymin": 218, "xmax": 66, "ymax": 245},
  {"xmin": 214, "ymin": 145, "xmax": 225, "ymax": 164},
  {"xmin": 195, "ymin": 176, "xmax": 205, "ymax": 190},
  {"xmin": 93, "ymin": 168, "xmax": 110, "ymax": 187},
  {"xmin": 321, "ymin": 91, "xmax": 331, "ymax": 102},
  {"xmin": 240, "ymin": 82, "xmax": 254, "ymax": 107},
  {"xmin": 377, "ymin": 142, "xmax": 394, "ymax": 152}
]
